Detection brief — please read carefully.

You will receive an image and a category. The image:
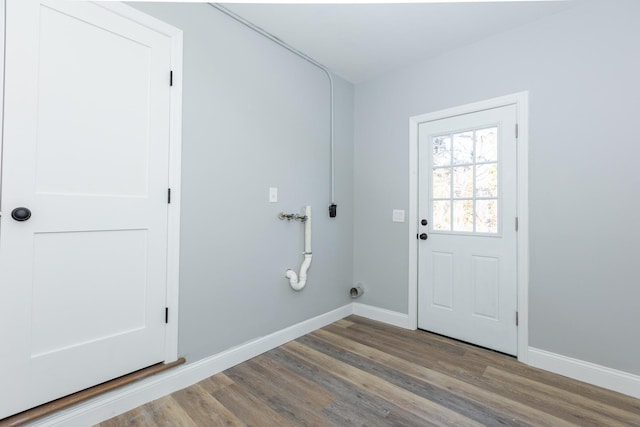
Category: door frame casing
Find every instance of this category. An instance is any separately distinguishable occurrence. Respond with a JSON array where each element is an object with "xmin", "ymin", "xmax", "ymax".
[
  {"xmin": 1, "ymin": 0, "xmax": 5, "ymax": 197},
  {"xmin": 0, "ymin": 1, "xmax": 183, "ymax": 364},
  {"xmin": 408, "ymin": 92, "xmax": 529, "ymax": 362}
]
